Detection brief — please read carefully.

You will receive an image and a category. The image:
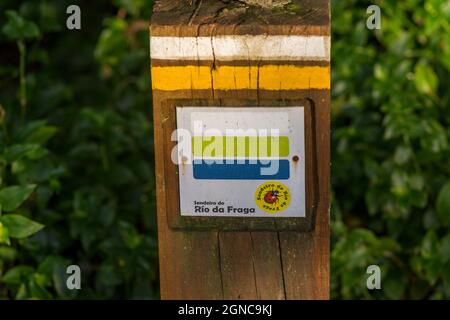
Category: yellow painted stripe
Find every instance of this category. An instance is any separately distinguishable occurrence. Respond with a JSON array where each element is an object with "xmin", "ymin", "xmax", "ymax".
[
  {"xmin": 151, "ymin": 65, "xmax": 330, "ymax": 91},
  {"xmin": 192, "ymin": 136, "xmax": 290, "ymax": 158}
]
